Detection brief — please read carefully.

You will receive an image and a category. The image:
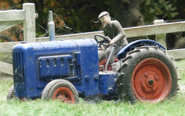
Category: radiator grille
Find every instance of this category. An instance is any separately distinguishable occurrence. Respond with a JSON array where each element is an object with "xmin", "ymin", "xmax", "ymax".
[{"xmin": 13, "ymin": 52, "xmax": 25, "ymax": 84}]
